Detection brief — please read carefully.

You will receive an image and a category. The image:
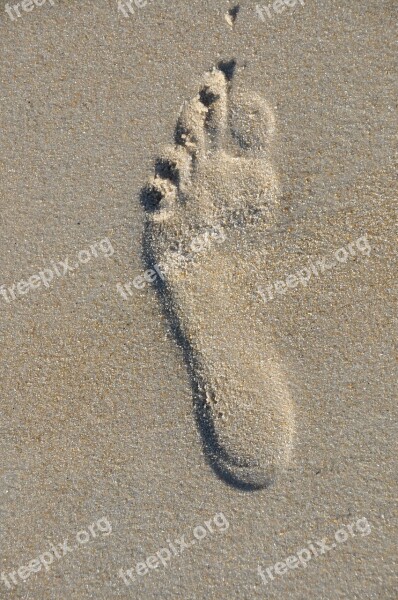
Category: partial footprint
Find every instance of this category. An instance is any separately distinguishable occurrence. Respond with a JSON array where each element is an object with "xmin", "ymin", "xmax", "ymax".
[{"xmin": 141, "ymin": 61, "xmax": 294, "ymax": 489}]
